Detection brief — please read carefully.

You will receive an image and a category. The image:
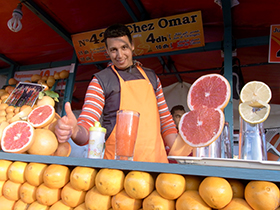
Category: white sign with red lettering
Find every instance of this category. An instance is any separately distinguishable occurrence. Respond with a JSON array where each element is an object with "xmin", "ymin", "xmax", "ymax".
[{"xmin": 14, "ymin": 64, "xmax": 74, "ymax": 90}]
